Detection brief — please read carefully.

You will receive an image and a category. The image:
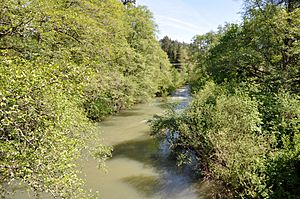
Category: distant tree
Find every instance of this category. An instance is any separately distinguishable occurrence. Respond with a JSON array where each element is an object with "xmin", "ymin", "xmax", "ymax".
[{"xmin": 160, "ymin": 36, "xmax": 191, "ymax": 71}]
